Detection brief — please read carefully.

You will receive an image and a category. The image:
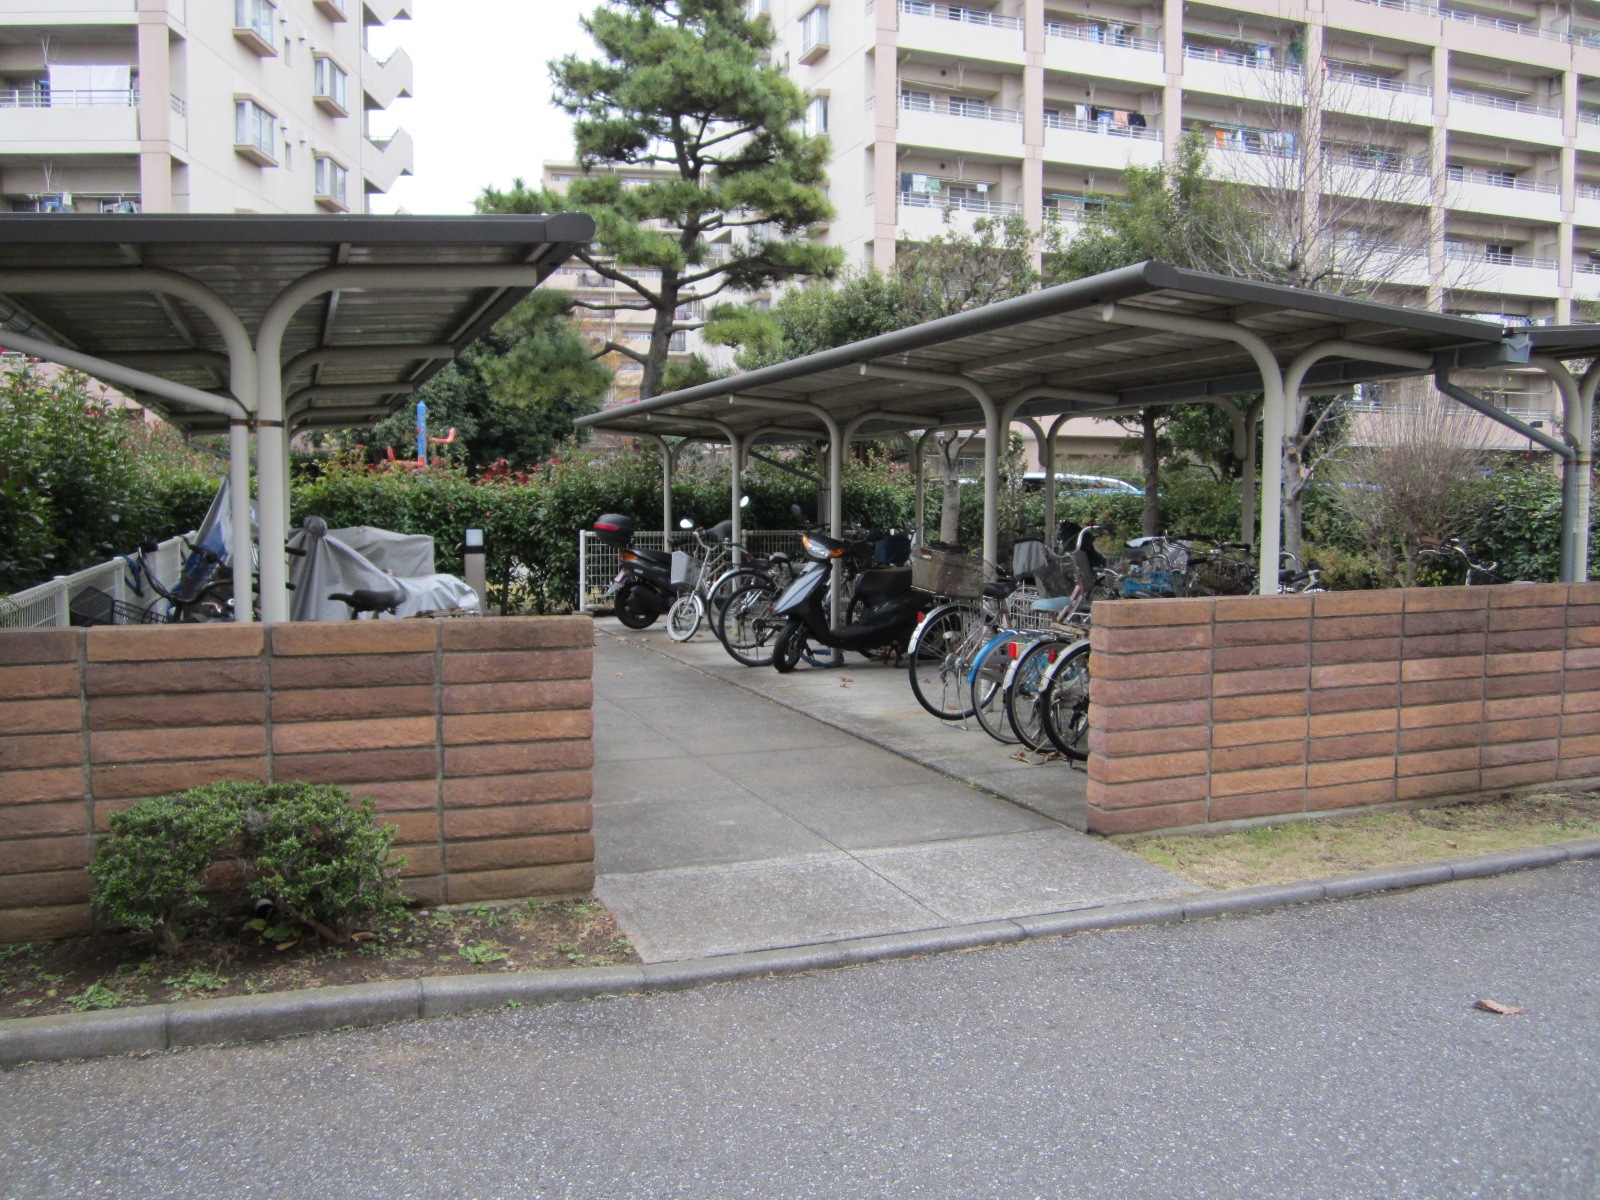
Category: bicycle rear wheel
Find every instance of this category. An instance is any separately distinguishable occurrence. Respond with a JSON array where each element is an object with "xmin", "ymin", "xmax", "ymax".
[
  {"xmin": 715, "ymin": 581, "xmax": 781, "ymax": 667},
  {"xmin": 970, "ymin": 632, "xmax": 1024, "ymax": 744},
  {"xmin": 1038, "ymin": 641, "xmax": 1093, "ymax": 761},
  {"xmin": 908, "ymin": 602, "xmax": 983, "ymax": 721},
  {"xmin": 1006, "ymin": 637, "xmax": 1076, "ymax": 751}
]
